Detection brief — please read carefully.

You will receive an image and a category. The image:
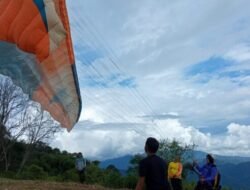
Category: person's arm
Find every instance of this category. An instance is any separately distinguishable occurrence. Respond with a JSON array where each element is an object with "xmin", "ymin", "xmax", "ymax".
[
  {"xmin": 176, "ymin": 163, "xmax": 183, "ymax": 178},
  {"xmin": 193, "ymin": 162, "xmax": 204, "ymax": 173},
  {"xmin": 135, "ymin": 177, "xmax": 145, "ymax": 190},
  {"xmin": 136, "ymin": 160, "xmax": 146, "ymax": 190},
  {"xmin": 193, "ymin": 161, "xmax": 202, "ymax": 176},
  {"xmin": 168, "ymin": 163, "xmax": 172, "ymax": 179}
]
